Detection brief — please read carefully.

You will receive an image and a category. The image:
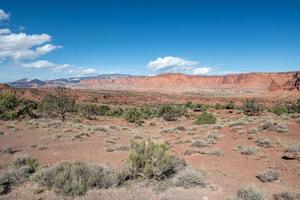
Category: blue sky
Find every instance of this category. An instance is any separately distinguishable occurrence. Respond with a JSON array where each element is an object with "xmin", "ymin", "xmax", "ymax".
[{"xmin": 0, "ymin": 0, "xmax": 299, "ymax": 82}]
